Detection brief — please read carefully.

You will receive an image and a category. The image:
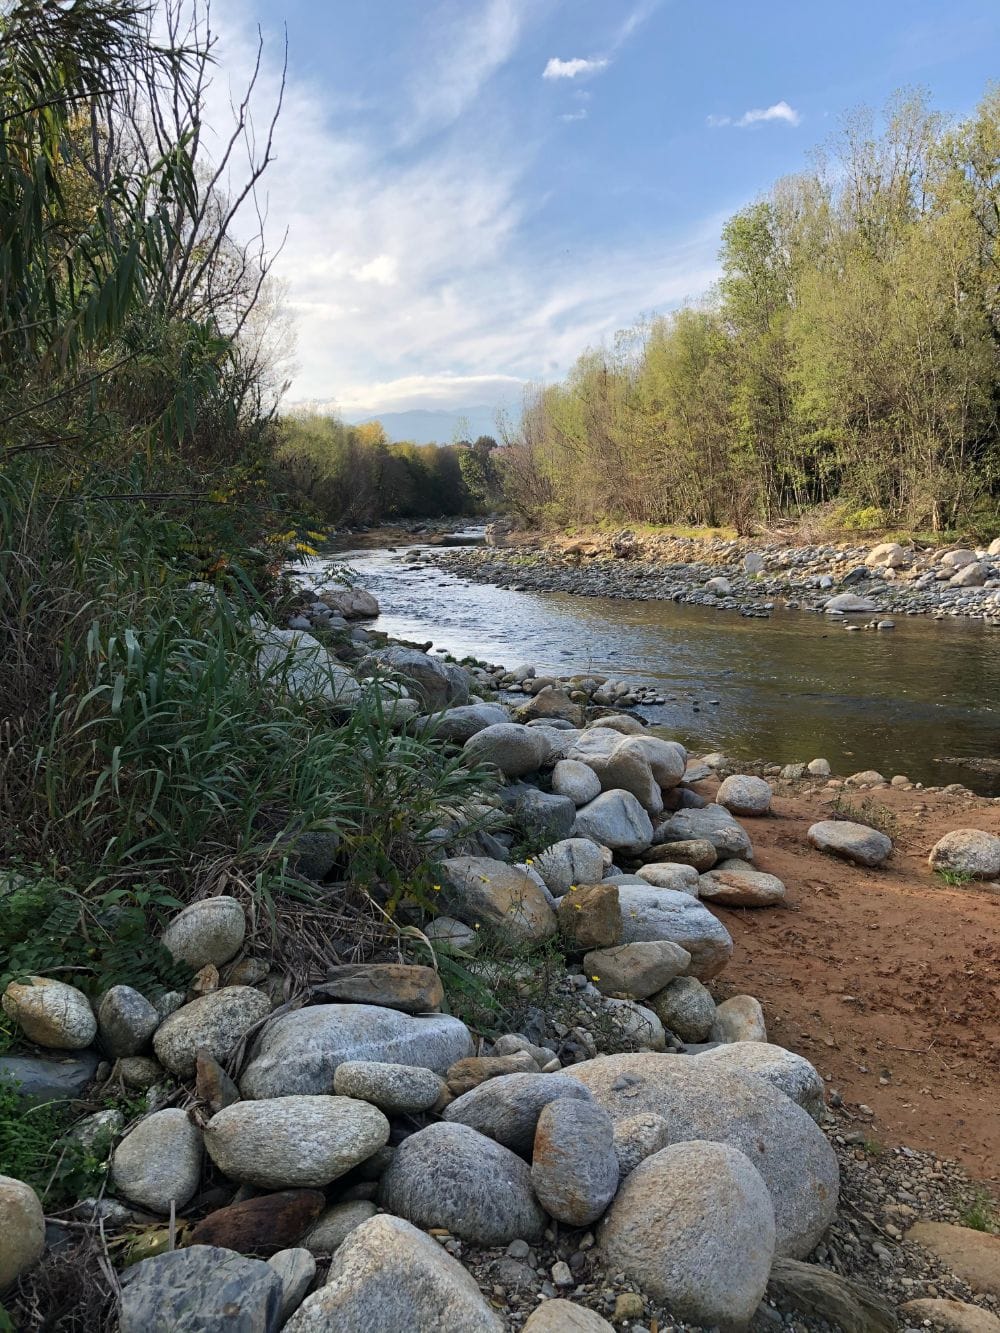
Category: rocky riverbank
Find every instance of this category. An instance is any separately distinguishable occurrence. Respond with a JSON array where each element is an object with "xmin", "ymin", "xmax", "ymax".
[
  {"xmin": 2, "ymin": 583, "xmax": 999, "ymax": 1332},
  {"xmin": 414, "ymin": 529, "xmax": 1000, "ymax": 624}
]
